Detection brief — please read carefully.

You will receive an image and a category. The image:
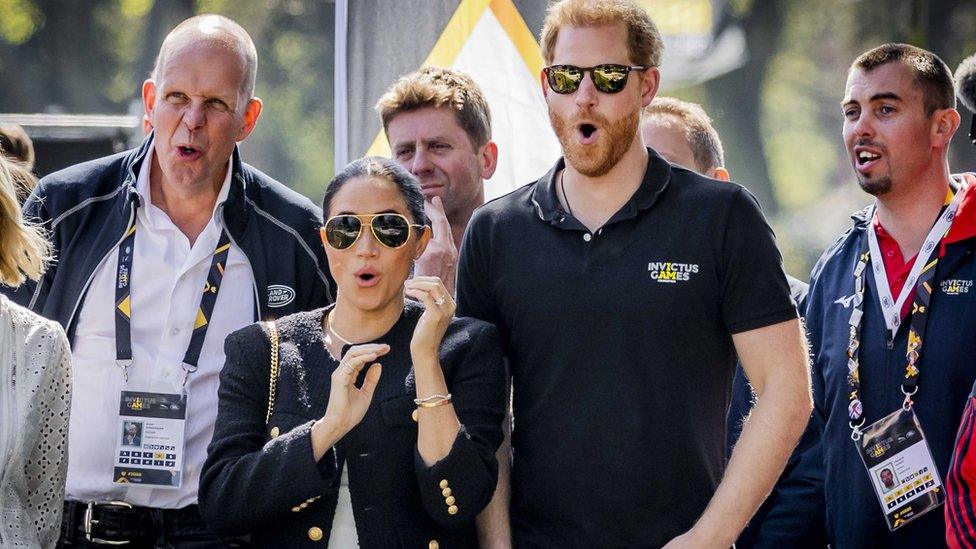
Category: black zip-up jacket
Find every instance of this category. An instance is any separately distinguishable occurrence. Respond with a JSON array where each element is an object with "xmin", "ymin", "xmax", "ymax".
[{"xmin": 3, "ymin": 137, "xmax": 334, "ymax": 337}]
